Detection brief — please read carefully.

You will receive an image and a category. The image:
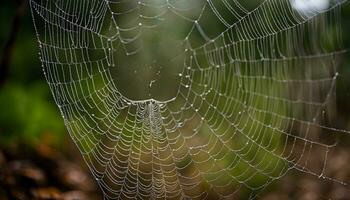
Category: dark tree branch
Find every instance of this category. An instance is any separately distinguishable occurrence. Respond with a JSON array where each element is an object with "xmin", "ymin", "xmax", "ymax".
[{"xmin": 0, "ymin": 0, "xmax": 28, "ymax": 86}]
